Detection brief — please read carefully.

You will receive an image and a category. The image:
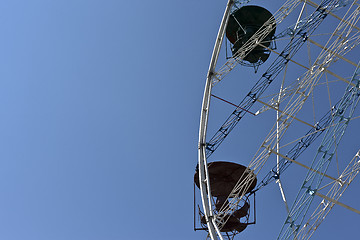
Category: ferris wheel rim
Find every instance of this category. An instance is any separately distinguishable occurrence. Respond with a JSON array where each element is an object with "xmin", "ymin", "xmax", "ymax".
[{"xmin": 198, "ymin": 0, "xmax": 235, "ymax": 239}]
